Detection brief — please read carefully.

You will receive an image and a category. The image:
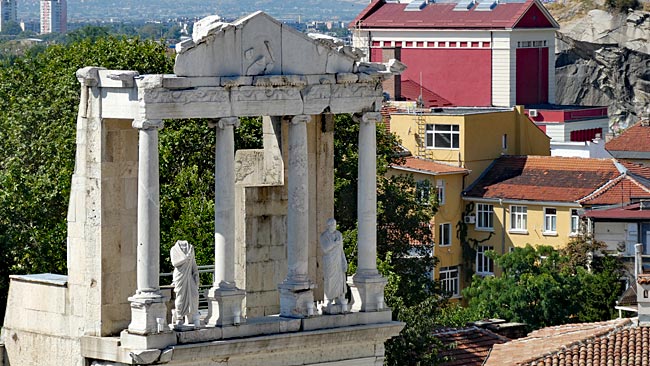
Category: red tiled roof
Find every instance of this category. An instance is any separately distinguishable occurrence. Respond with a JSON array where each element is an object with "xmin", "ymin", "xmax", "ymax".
[
  {"xmin": 584, "ymin": 202, "xmax": 650, "ymax": 220},
  {"xmin": 434, "ymin": 326, "xmax": 510, "ymax": 366},
  {"xmin": 464, "ymin": 156, "xmax": 620, "ymax": 203},
  {"xmin": 351, "ymin": 0, "xmax": 557, "ymax": 30},
  {"xmin": 391, "ymin": 156, "xmax": 469, "ymax": 175},
  {"xmin": 578, "ymin": 175, "xmax": 650, "ymax": 205},
  {"xmin": 484, "ymin": 318, "xmax": 635, "ymax": 366},
  {"xmin": 606, "ymin": 121, "xmax": 650, "ymax": 152},
  {"xmin": 400, "ymin": 79, "xmax": 453, "ymax": 108}
]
